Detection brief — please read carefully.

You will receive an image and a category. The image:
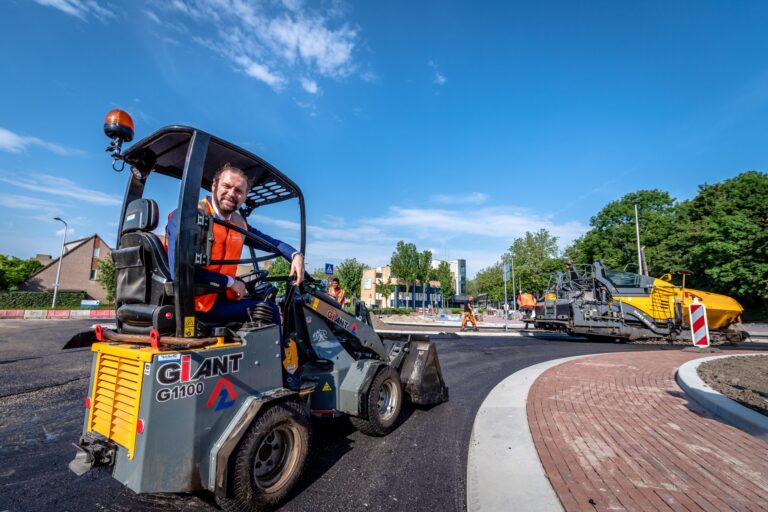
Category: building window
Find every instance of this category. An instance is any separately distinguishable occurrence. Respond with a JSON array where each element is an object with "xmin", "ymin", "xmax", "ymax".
[
  {"xmin": 93, "ymin": 247, "xmax": 100, "ymax": 258},
  {"xmin": 90, "ymin": 269, "xmax": 98, "ymax": 280}
]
